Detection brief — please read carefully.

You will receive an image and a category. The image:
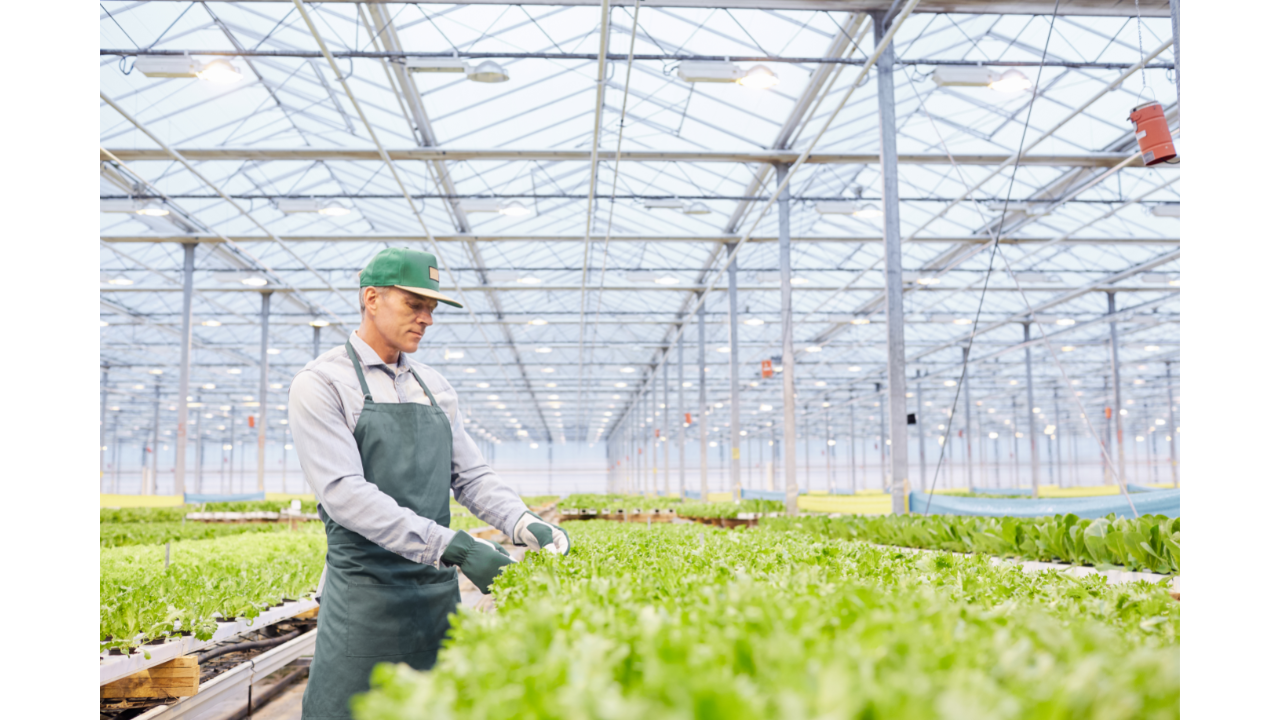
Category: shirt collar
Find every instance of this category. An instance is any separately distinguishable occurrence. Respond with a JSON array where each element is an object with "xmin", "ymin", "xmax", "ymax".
[{"xmin": 348, "ymin": 332, "xmax": 407, "ymax": 372}]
